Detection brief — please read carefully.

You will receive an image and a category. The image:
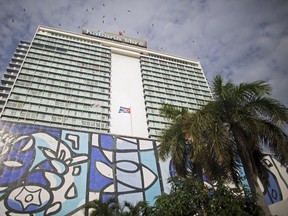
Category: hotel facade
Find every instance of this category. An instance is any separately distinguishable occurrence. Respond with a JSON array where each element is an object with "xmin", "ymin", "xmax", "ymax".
[
  {"xmin": 0, "ymin": 26, "xmax": 212, "ymax": 139},
  {"xmin": 0, "ymin": 26, "xmax": 286, "ymax": 215}
]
